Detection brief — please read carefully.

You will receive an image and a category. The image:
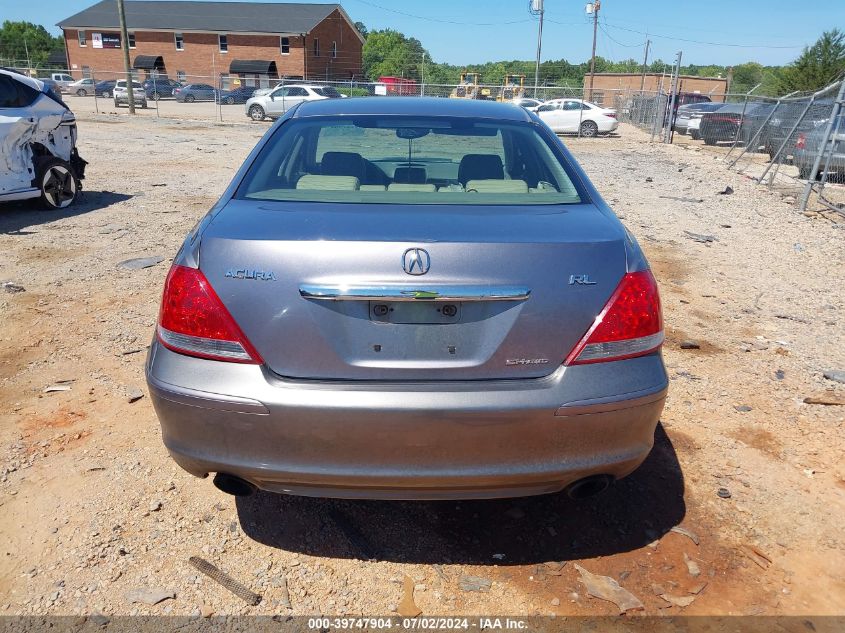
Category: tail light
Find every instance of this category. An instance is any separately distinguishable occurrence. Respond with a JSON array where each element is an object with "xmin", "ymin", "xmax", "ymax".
[
  {"xmin": 795, "ymin": 133, "xmax": 806, "ymax": 150},
  {"xmin": 157, "ymin": 265, "xmax": 262, "ymax": 364},
  {"xmin": 565, "ymin": 270, "xmax": 663, "ymax": 365},
  {"xmin": 605, "ymin": 112, "xmax": 617, "ymax": 118}
]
